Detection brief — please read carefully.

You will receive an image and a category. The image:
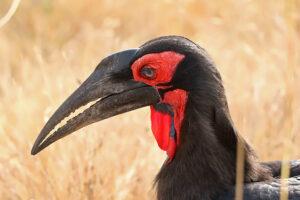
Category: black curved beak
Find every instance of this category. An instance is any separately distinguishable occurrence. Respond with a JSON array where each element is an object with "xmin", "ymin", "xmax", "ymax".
[{"xmin": 31, "ymin": 49, "xmax": 160, "ymax": 155}]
